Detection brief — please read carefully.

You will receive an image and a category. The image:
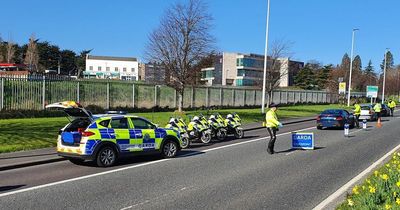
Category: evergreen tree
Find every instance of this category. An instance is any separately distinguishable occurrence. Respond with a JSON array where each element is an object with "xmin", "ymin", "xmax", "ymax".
[
  {"xmin": 380, "ymin": 50, "xmax": 394, "ymax": 71},
  {"xmin": 294, "ymin": 66, "xmax": 317, "ymax": 90},
  {"xmin": 364, "ymin": 60, "xmax": 376, "ymax": 85},
  {"xmin": 316, "ymin": 65, "xmax": 332, "ymax": 89},
  {"xmin": 340, "ymin": 53, "xmax": 351, "ymax": 82},
  {"xmin": 352, "ymin": 55, "xmax": 363, "ymax": 91}
]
